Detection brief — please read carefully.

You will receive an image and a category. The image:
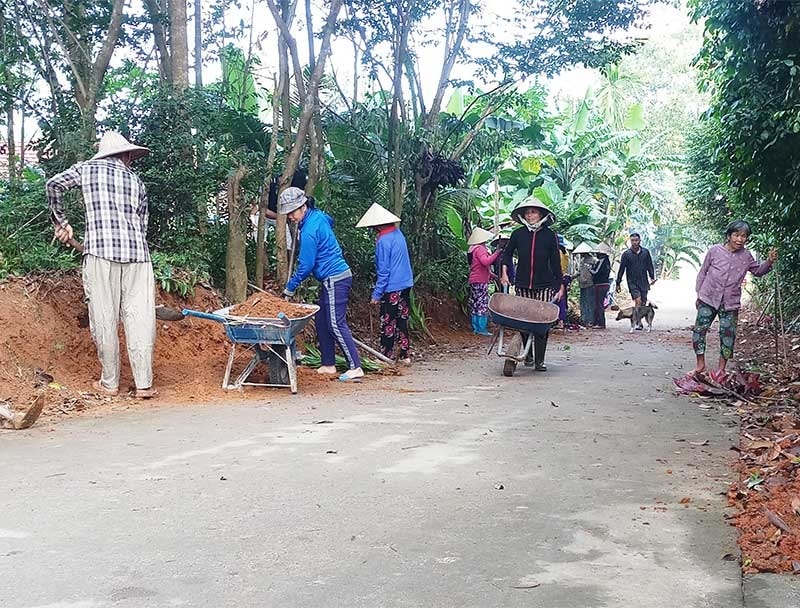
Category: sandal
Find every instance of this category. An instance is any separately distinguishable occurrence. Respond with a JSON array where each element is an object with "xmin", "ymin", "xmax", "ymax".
[
  {"xmin": 133, "ymin": 387, "xmax": 159, "ymax": 399},
  {"xmin": 92, "ymin": 380, "xmax": 119, "ymax": 396}
]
